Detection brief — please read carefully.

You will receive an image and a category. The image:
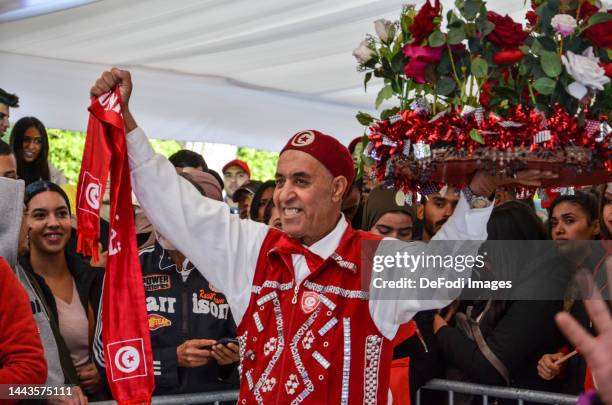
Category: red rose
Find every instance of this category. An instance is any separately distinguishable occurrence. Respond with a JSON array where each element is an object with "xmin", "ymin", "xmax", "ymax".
[
  {"xmin": 602, "ymin": 63, "xmax": 612, "ymax": 77},
  {"xmin": 410, "ymin": 0, "xmax": 441, "ymax": 45},
  {"xmin": 493, "ymin": 48, "xmax": 524, "ymax": 64},
  {"xmin": 479, "ymin": 80, "xmax": 494, "ymax": 109},
  {"xmin": 585, "ymin": 11, "xmax": 612, "ymax": 48},
  {"xmin": 526, "ymin": 10, "xmax": 540, "ymax": 27},
  {"xmin": 486, "ymin": 11, "xmax": 529, "ymax": 48},
  {"xmin": 403, "ymin": 44, "xmax": 444, "ymax": 84},
  {"xmin": 578, "ymin": 1, "xmax": 599, "ymax": 21}
]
